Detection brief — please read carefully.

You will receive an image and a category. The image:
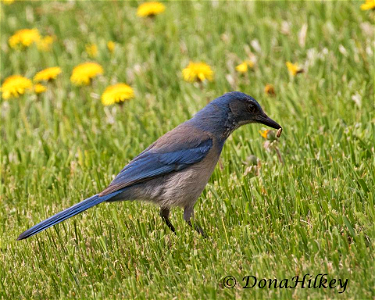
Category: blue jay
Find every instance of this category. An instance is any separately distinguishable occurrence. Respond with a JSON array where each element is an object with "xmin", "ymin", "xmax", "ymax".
[{"xmin": 18, "ymin": 91, "xmax": 281, "ymax": 240}]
